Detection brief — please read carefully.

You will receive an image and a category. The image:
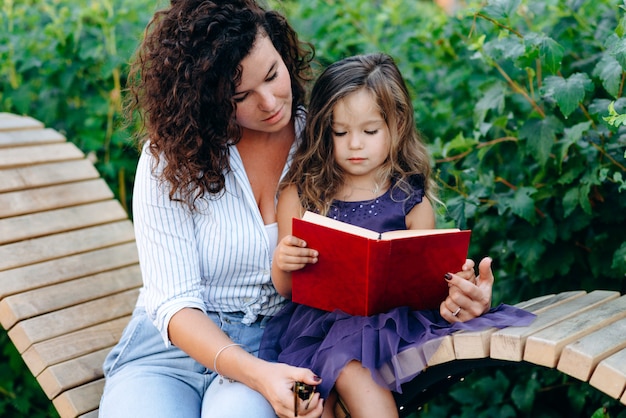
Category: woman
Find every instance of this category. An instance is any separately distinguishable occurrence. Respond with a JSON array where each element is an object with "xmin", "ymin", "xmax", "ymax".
[{"xmin": 99, "ymin": 1, "xmax": 494, "ymax": 417}]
